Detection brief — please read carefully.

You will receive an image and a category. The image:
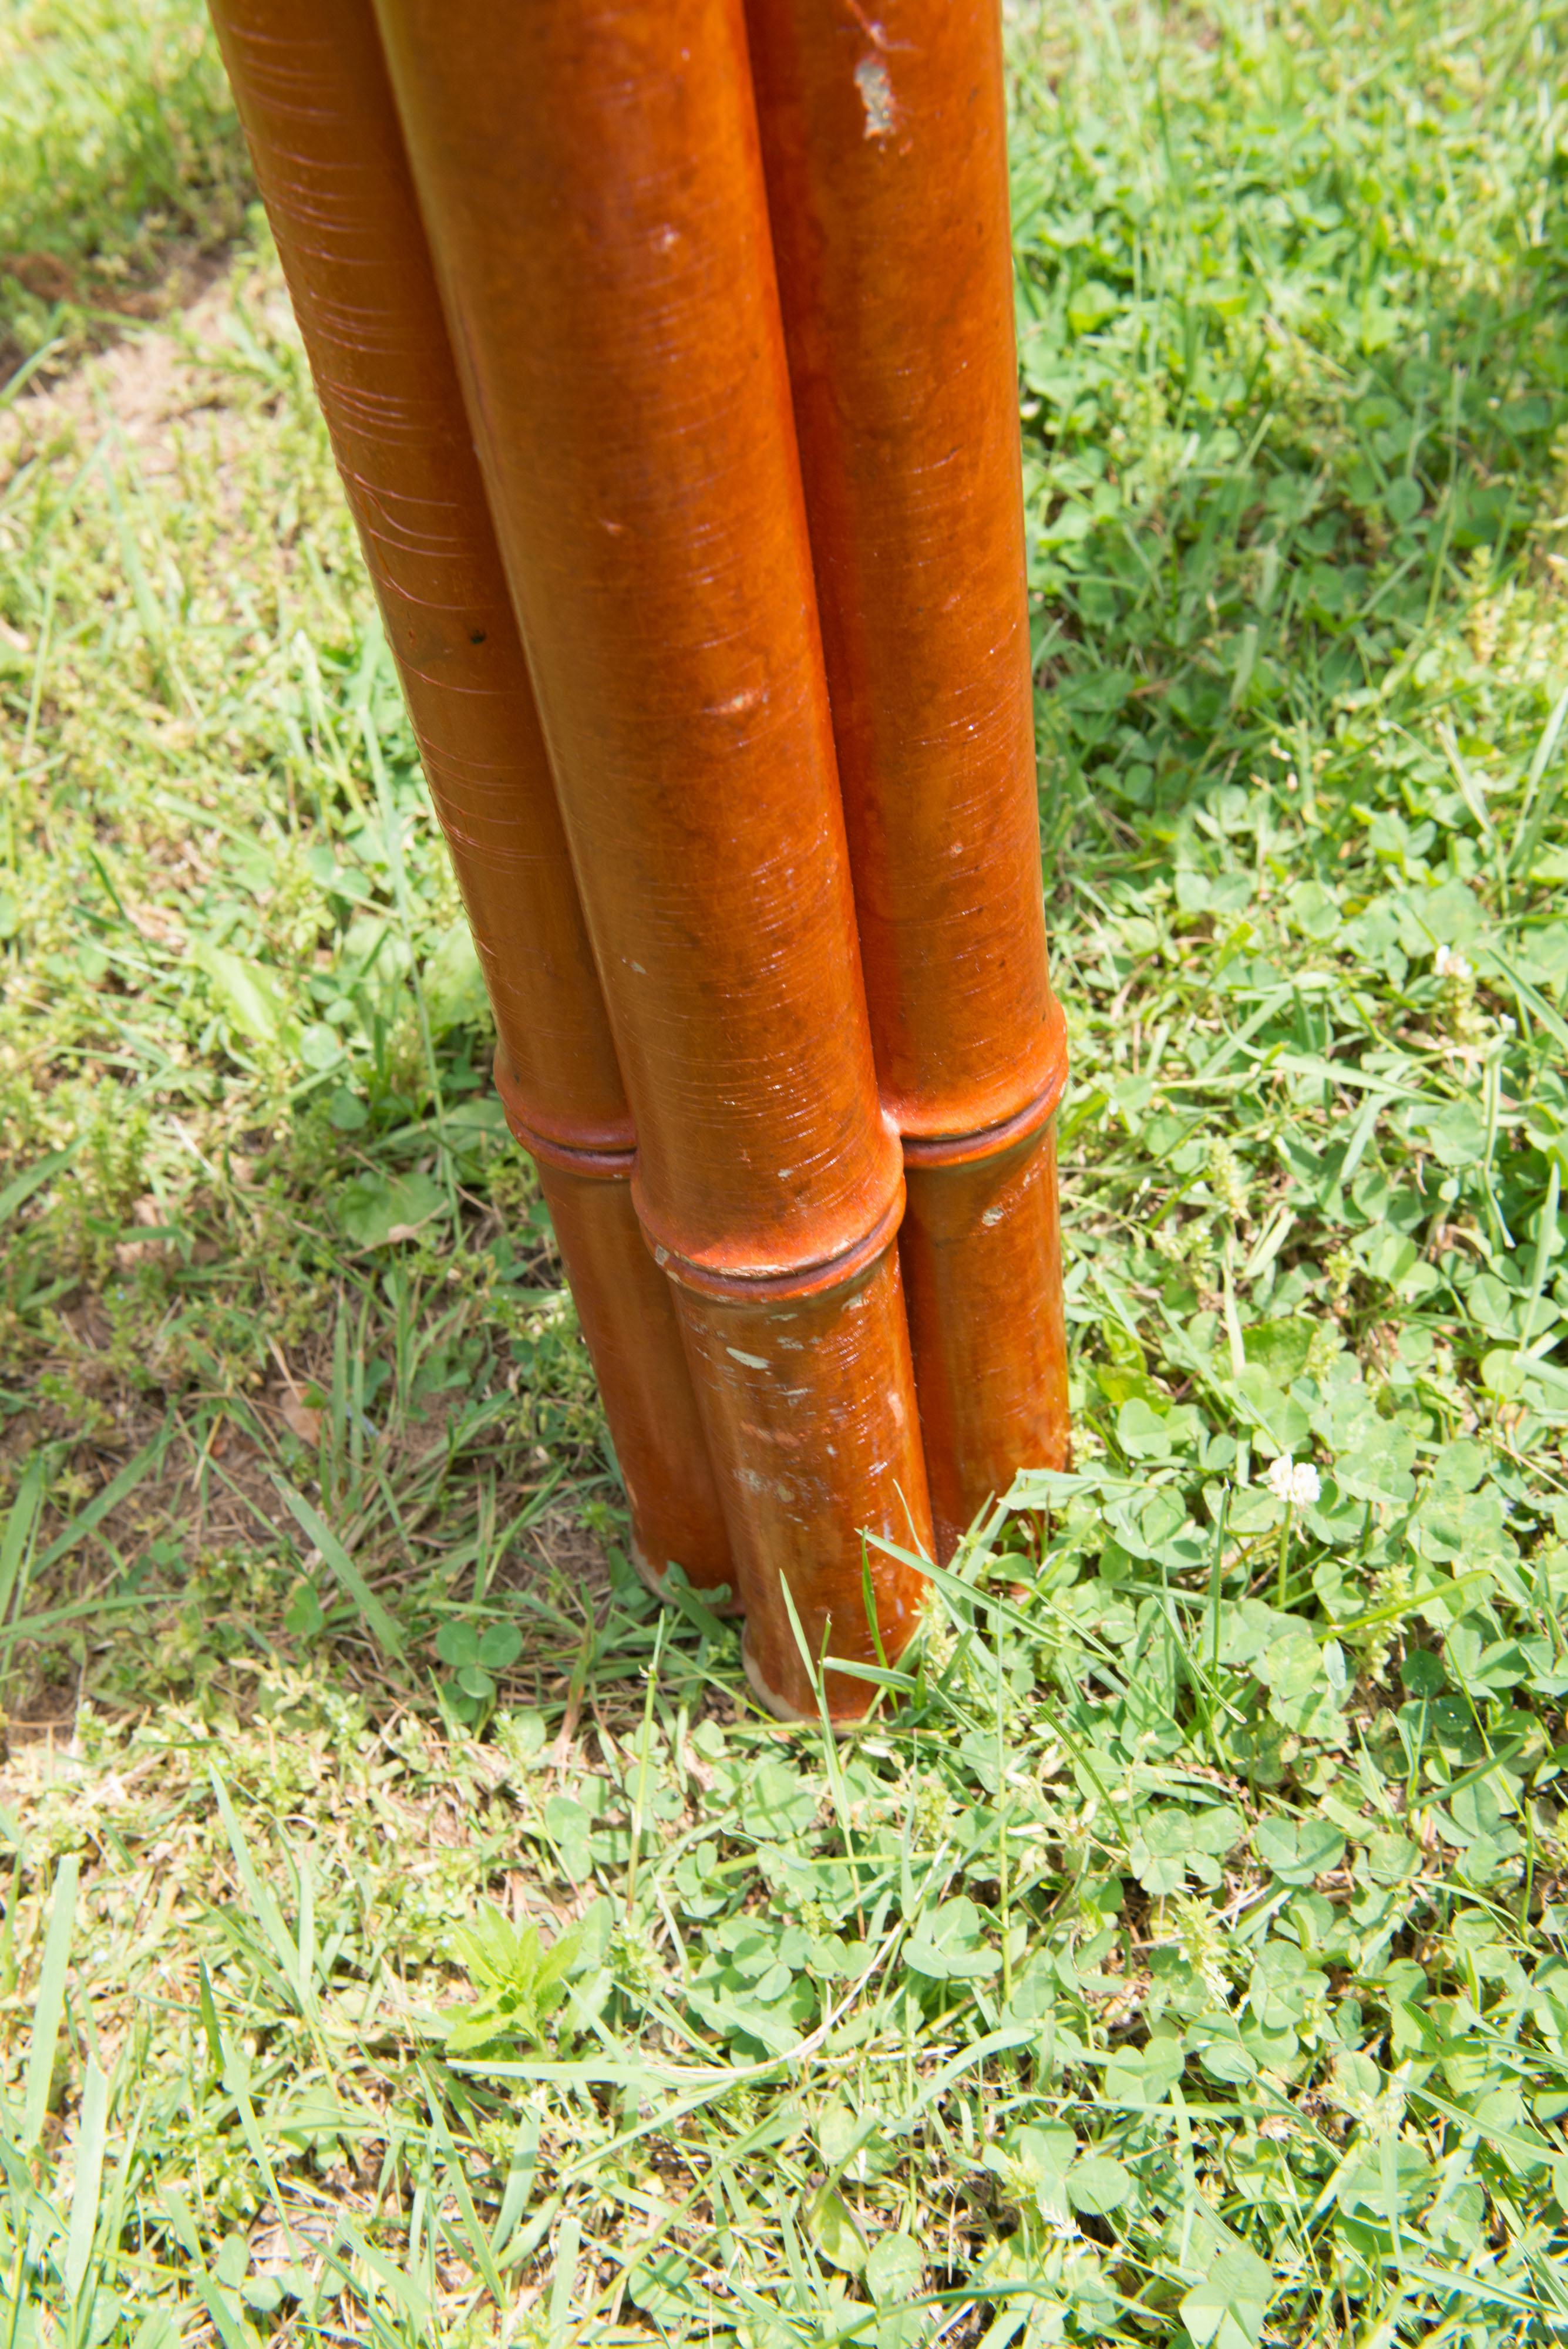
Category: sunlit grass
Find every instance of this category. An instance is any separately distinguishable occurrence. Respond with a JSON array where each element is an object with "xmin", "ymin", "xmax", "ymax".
[
  {"xmin": 1, "ymin": 2, "xmax": 1567, "ymax": 2340},
  {"xmin": 0, "ymin": 0, "xmax": 248, "ymax": 378}
]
